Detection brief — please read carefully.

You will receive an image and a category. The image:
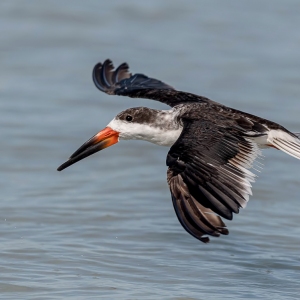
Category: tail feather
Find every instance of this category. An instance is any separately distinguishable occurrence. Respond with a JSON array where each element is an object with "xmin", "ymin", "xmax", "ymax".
[{"xmin": 267, "ymin": 130, "xmax": 300, "ymax": 160}]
